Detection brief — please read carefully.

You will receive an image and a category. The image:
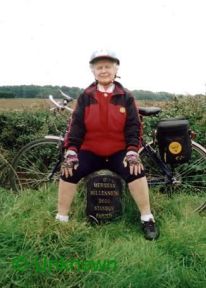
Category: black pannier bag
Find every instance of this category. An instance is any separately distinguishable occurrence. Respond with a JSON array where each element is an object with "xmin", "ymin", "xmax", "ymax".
[{"xmin": 156, "ymin": 118, "xmax": 192, "ymax": 164}]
